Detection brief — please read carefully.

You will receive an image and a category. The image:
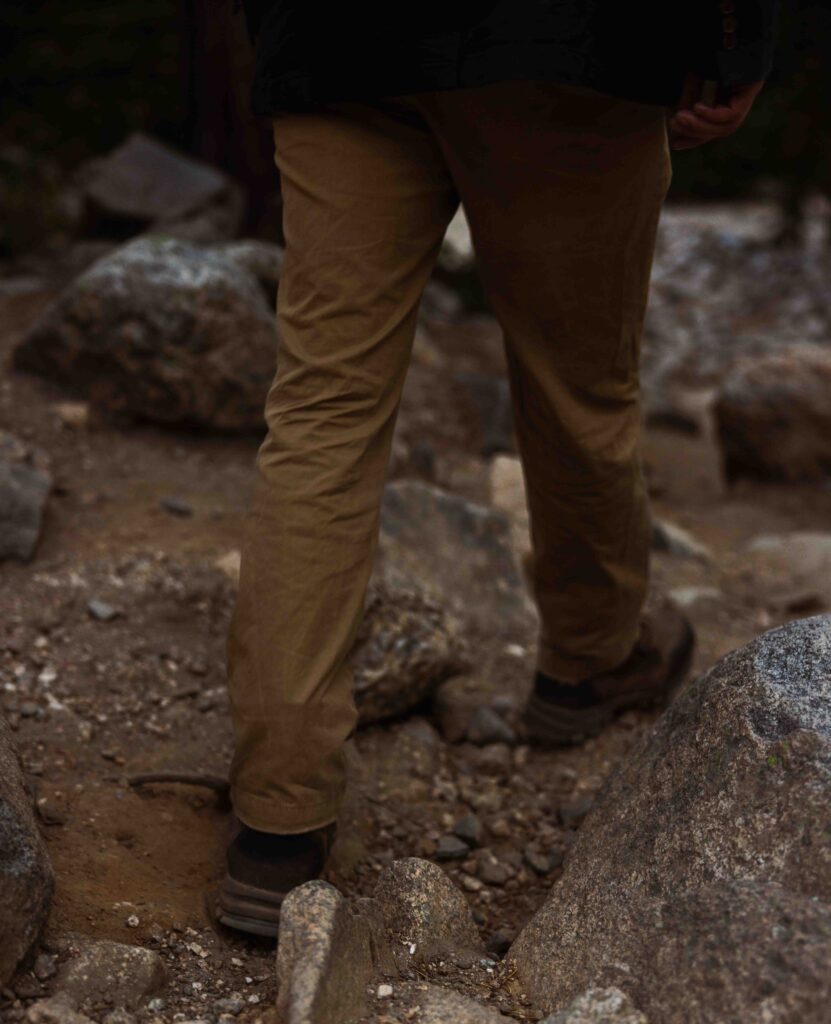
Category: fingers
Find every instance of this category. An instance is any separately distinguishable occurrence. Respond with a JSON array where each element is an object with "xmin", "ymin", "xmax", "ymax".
[
  {"xmin": 668, "ymin": 108, "xmax": 740, "ymax": 142},
  {"xmin": 691, "ymin": 103, "xmax": 737, "ymax": 124}
]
